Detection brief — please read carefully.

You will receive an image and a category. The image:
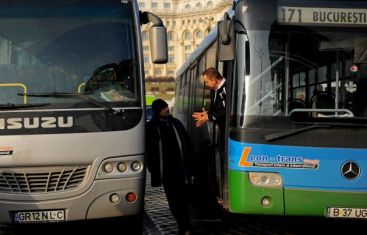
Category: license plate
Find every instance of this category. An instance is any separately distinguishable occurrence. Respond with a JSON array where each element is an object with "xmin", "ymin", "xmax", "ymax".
[
  {"xmin": 13, "ymin": 210, "xmax": 65, "ymax": 223},
  {"xmin": 326, "ymin": 207, "xmax": 367, "ymax": 219}
]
